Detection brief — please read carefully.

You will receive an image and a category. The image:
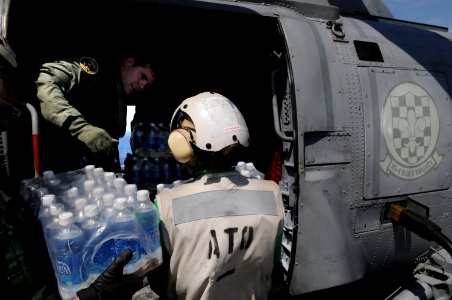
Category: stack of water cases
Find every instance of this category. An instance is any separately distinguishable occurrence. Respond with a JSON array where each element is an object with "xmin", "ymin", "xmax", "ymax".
[
  {"xmin": 125, "ymin": 122, "xmax": 192, "ymax": 195},
  {"xmin": 23, "ymin": 165, "xmax": 162, "ymax": 300}
]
